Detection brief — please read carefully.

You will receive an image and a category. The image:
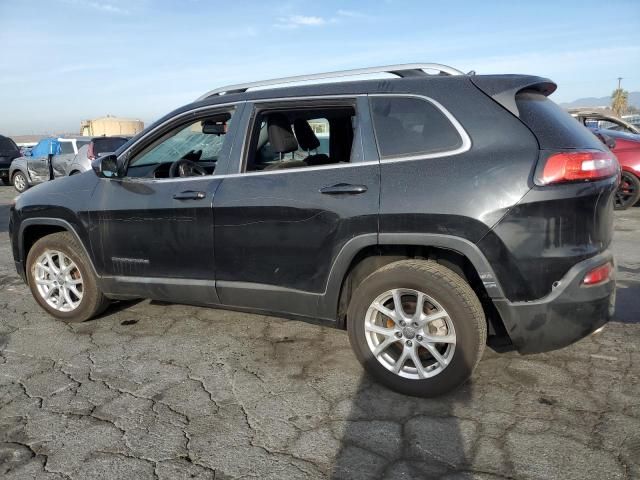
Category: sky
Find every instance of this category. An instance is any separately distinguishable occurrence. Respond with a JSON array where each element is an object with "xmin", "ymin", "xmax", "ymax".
[{"xmin": 0, "ymin": 0, "xmax": 639, "ymax": 135}]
